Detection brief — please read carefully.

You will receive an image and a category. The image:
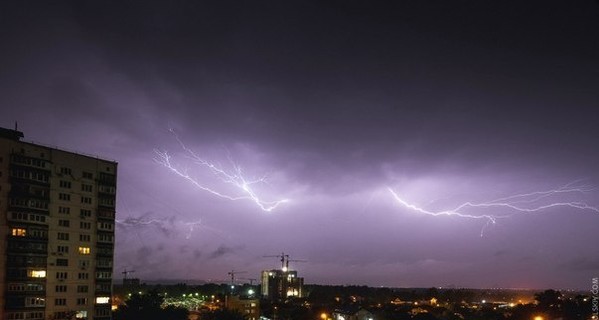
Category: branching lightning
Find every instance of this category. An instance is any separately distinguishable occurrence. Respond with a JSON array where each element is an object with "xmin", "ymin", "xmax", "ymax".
[
  {"xmin": 154, "ymin": 130, "xmax": 289, "ymax": 212},
  {"xmin": 388, "ymin": 181, "xmax": 599, "ymax": 236}
]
